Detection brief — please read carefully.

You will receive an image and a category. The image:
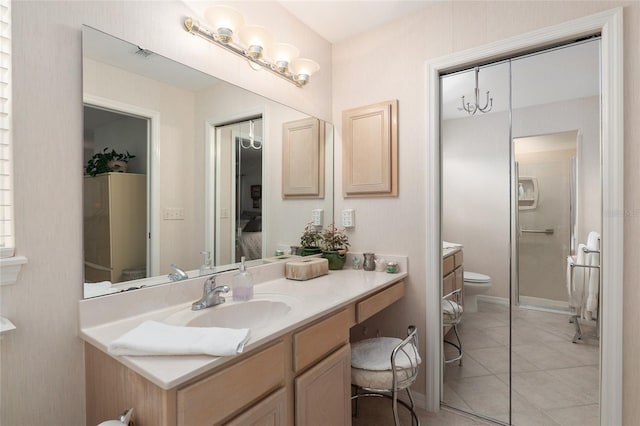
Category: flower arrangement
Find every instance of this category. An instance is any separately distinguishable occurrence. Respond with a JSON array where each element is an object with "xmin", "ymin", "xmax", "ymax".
[
  {"xmin": 321, "ymin": 224, "xmax": 350, "ymax": 253},
  {"xmin": 299, "ymin": 222, "xmax": 322, "ymax": 249}
]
